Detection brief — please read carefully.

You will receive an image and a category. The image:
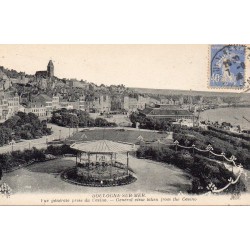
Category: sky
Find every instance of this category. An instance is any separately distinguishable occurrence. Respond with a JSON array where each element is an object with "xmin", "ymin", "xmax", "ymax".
[{"xmin": 0, "ymin": 44, "xmax": 242, "ymax": 92}]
